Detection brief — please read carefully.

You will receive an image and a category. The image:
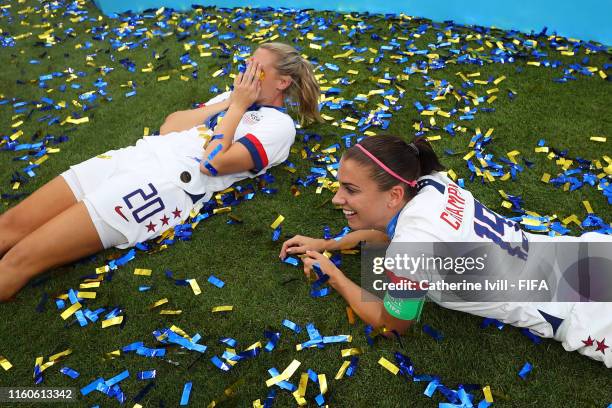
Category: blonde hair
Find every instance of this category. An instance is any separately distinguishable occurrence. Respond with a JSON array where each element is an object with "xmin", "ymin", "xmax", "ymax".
[{"xmin": 259, "ymin": 42, "xmax": 322, "ymax": 125}]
